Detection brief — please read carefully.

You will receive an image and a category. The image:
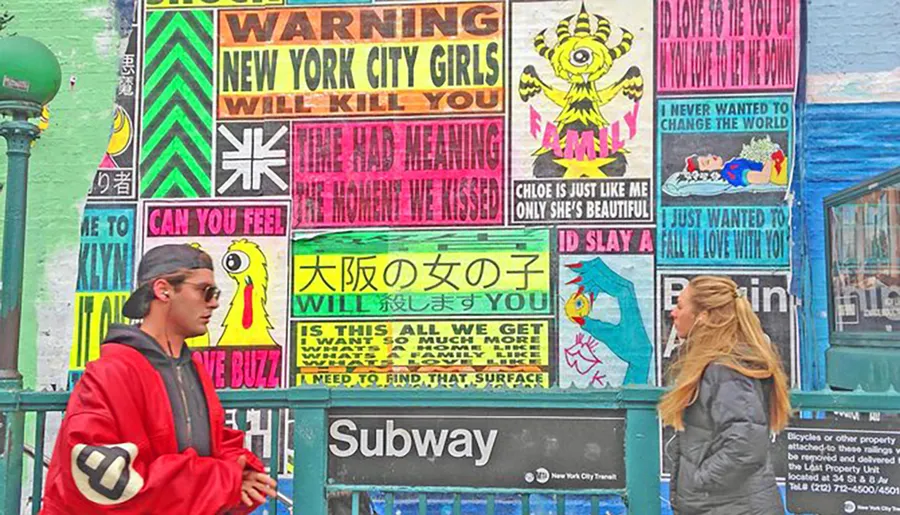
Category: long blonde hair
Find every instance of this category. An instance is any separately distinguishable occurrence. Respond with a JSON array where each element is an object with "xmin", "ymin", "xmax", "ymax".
[{"xmin": 658, "ymin": 276, "xmax": 791, "ymax": 432}]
